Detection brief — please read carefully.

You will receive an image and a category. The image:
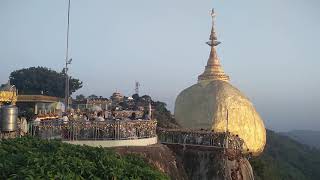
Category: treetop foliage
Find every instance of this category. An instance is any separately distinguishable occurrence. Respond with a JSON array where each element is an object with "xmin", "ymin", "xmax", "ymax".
[{"xmin": 9, "ymin": 66, "xmax": 82, "ymax": 98}]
